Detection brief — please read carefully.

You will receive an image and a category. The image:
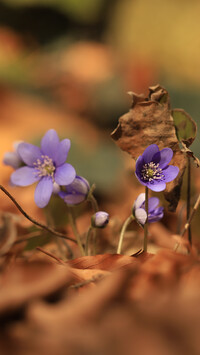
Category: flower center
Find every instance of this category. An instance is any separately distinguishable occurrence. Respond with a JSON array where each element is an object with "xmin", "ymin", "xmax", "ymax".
[
  {"xmin": 34, "ymin": 155, "xmax": 55, "ymax": 179},
  {"xmin": 141, "ymin": 162, "xmax": 164, "ymax": 183}
]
